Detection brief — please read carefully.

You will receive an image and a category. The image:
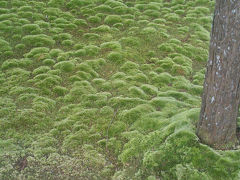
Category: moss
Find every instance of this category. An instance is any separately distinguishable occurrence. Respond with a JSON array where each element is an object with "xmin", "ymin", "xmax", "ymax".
[
  {"xmin": 65, "ymin": 81, "xmax": 97, "ymax": 102},
  {"xmin": 53, "ymin": 32, "xmax": 72, "ymax": 41},
  {"xmin": 150, "ymin": 96, "xmax": 190, "ymax": 109},
  {"xmin": 133, "ymin": 73, "xmax": 149, "ymax": 83},
  {"xmin": 140, "ymin": 84, "xmax": 158, "ymax": 96},
  {"xmin": 104, "ymin": 15, "xmax": 122, "ymax": 25},
  {"xmin": 15, "ymin": 43, "xmax": 25, "ymax": 50},
  {"xmin": 101, "ymin": 41, "xmax": 122, "ymax": 51},
  {"xmin": 53, "ymin": 86, "xmax": 68, "ymax": 96},
  {"xmin": 24, "ymin": 47, "xmax": 49, "ymax": 58},
  {"xmin": 141, "ymin": 27, "xmax": 157, "ymax": 36},
  {"xmin": 48, "ymin": 0, "xmax": 65, "ymax": 7},
  {"xmin": 158, "ymin": 90, "xmax": 200, "ymax": 105},
  {"xmin": 22, "ymin": 34, "xmax": 55, "ymax": 47},
  {"xmin": 1, "ymin": 1, "xmax": 235, "ymax": 179},
  {"xmin": 120, "ymin": 61, "xmax": 139, "ymax": 73},
  {"xmin": 129, "ymin": 86, "xmax": 148, "ymax": 99},
  {"xmin": 54, "ymin": 61, "xmax": 75, "ymax": 73},
  {"xmin": 73, "ymin": 19, "xmax": 88, "ymax": 27},
  {"xmin": 87, "ymin": 16, "xmax": 101, "ymax": 24},
  {"xmin": 158, "ymin": 43, "xmax": 174, "ymax": 53},
  {"xmin": 120, "ymin": 36, "xmax": 140, "ymax": 47},
  {"xmin": 120, "ymin": 104, "xmax": 155, "ymax": 124},
  {"xmin": 0, "ymin": 39, "xmax": 12, "ymax": 53},
  {"xmin": 76, "ymin": 71, "xmax": 92, "ymax": 80},
  {"xmin": 172, "ymin": 76, "xmax": 192, "ymax": 91},
  {"xmin": 61, "ymin": 40, "xmax": 74, "ymax": 46},
  {"xmin": 164, "ymin": 13, "xmax": 180, "ymax": 22},
  {"xmin": 56, "ymin": 53, "xmax": 69, "ymax": 62},
  {"xmin": 152, "ymin": 72, "xmax": 173, "ymax": 86},
  {"xmin": 74, "ymin": 49, "xmax": 86, "ymax": 57},
  {"xmin": 190, "ymin": 85, "xmax": 203, "ymax": 95},
  {"xmin": 84, "ymin": 45, "xmax": 100, "ymax": 56},
  {"xmin": 195, "ymin": 31, "xmax": 210, "ymax": 41},
  {"xmin": 43, "ymin": 59, "xmax": 55, "ymax": 66},
  {"xmin": 157, "ymin": 57, "xmax": 174, "ymax": 70},
  {"xmin": 92, "ymin": 78, "xmax": 106, "ymax": 86},
  {"xmin": 112, "ymin": 79, "xmax": 127, "ymax": 89},
  {"xmin": 1, "ymin": 59, "xmax": 19, "ymax": 70},
  {"xmin": 22, "ymin": 24, "xmax": 42, "ymax": 34},
  {"xmin": 107, "ymin": 51, "xmax": 124, "ymax": 64},
  {"xmin": 91, "ymin": 25, "xmax": 111, "ymax": 33},
  {"xmin": 143, "ymin": 10, "xmax": 161, "ymax": 18},
  {"xmin": 82, "ymin": 93, "xmax": 108, "ymax": 108},
  {"xmin": 83, "ymin": 33, "xmax": 101, "ymax": 41},
  {"xmin": 109, "ymin": 97, "xmax": 146, "ymax": 109},
  {"xmin": 49, "ymin": 49, "xmax": 63, "ymax": 58},
  {"xmin": 33, "ymin": 66, "xmax": 51, "ymax": 75},
  {"xmin": 171, "ymin": 64, "xmax": 192, "ymax": 76},
  {"xmin": 73, "ymin": 43, "xmax": 84, "ymax": 50}
]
